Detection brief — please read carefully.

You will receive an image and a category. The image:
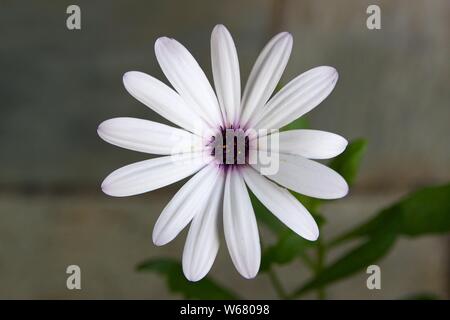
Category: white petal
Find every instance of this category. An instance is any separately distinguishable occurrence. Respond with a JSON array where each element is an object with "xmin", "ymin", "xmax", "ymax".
[
  {"xmin": 254, "ymin": 66, "xmax": 338, "ymax": 130},
  {"xmin": 101, "ymin": 153, "xmax": 211, "ymax": 197},
  {"xmin": 152, "ymin": 164, "xmax": 220, "ymax": 246},
  {"xmin": 155, "ymin": 37, "xmax": 223, "ymax": 128},
  {"xmin": 223, "ymin": 169, "xmax": 260, "ymax": 279},
  {"xmin": 98, "ymin": 117, "xmax": 205, "ymax": 155},
  {"xmin": 240, "ymin": 32, "xmax": 293, "ymax": 128},
  {"xmin": 182, "ymin": 170, "xmax": 224, "ymax": 281},
  {"xmin": 257, "ymin": 129, "xmax": 347, "ymax": 159},
  {"xmin": 211, "ymin": 24, "xmax": 241, "ymax": 127},
  {"xmin": 252, "ymin": 152, "xmax": 348, "ymax": 199},
  {"xmin": 242, "ymin": 167, "xmax": 318, "ymax": 241},
  {"xmin": 122, "ymin": 71, "xmax": 207, "ymax": 136}
]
